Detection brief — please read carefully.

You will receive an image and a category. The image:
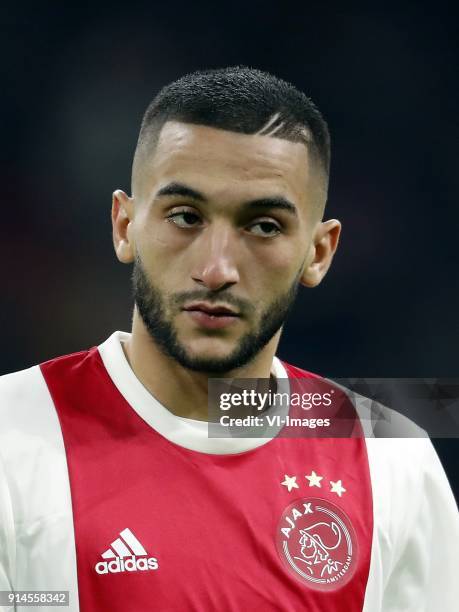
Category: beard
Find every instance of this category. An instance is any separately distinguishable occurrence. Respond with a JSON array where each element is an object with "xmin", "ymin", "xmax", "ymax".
[{"xmin": 132, "ymin": 256, "xmax": 300, "ymax": 374}]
